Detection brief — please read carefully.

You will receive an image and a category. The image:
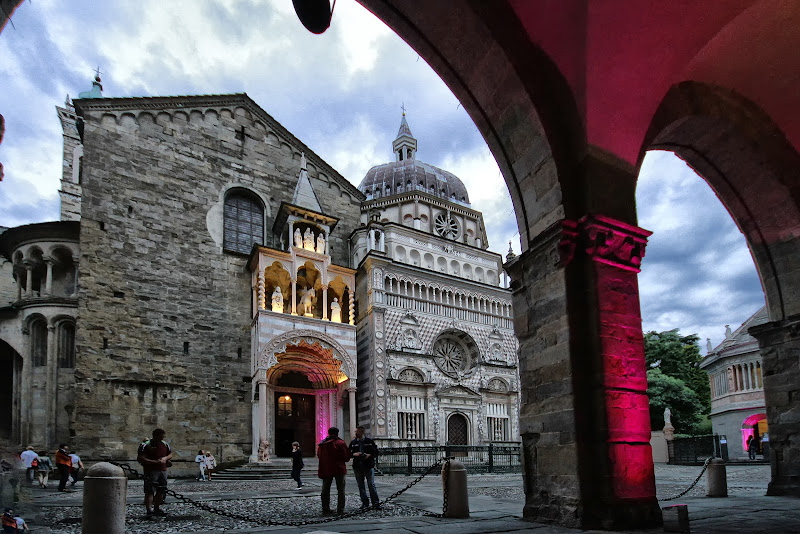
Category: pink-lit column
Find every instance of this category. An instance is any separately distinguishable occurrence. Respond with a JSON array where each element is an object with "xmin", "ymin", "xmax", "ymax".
[{"xmin": 576, "ymin": 214, "xmax": 659, "ymax": 523}]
